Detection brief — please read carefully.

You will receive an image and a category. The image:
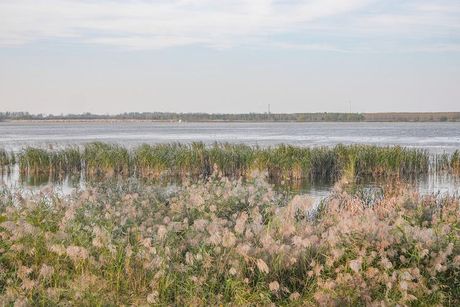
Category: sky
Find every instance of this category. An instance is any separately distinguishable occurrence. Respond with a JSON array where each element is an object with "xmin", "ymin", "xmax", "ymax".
[{"xmin": 0, "ymin": 0, "xmax": 459, "ymax": 114}]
